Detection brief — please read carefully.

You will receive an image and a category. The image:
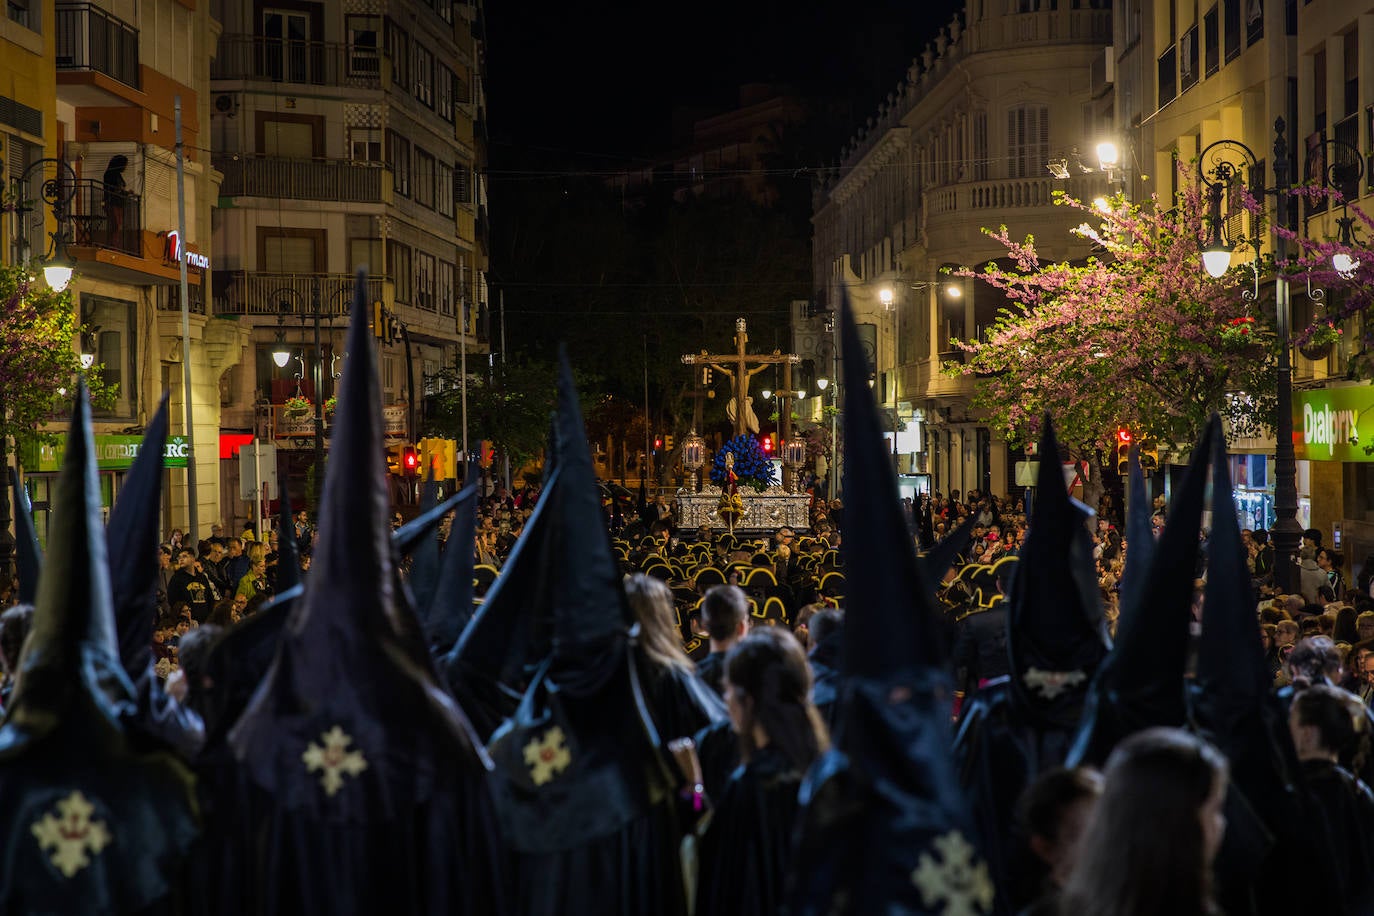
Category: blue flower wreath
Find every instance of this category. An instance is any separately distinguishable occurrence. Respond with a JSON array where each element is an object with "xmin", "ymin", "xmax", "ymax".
[{"xmin": 709, "ymin": 434, "xmax": 778, "ymax": 493}]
